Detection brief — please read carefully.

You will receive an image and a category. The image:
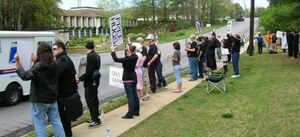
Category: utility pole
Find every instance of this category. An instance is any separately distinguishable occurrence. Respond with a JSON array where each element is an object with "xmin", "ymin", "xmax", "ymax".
[{"xmin": 248, "ymin": 0, "xmax": 254, "ymax": 56}]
